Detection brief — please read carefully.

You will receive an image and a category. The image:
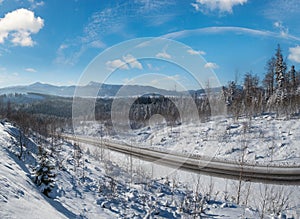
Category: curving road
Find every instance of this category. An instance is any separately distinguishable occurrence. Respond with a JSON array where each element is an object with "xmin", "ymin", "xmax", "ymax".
[{"xmin": 63, "ymin": 134, "xmax": 300, "ymax": 185}]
